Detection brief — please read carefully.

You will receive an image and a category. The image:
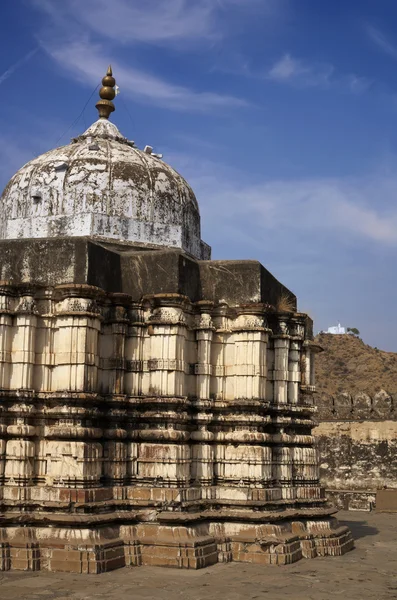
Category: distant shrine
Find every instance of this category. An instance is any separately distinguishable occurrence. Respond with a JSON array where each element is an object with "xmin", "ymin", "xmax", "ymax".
[
  {"xmin": 0, "ymin": 67, "xmax": 353, "ymax": 572},
  {"xmin": 327, "ymin": 323, "xmax": 346, "ymax": 335}
]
